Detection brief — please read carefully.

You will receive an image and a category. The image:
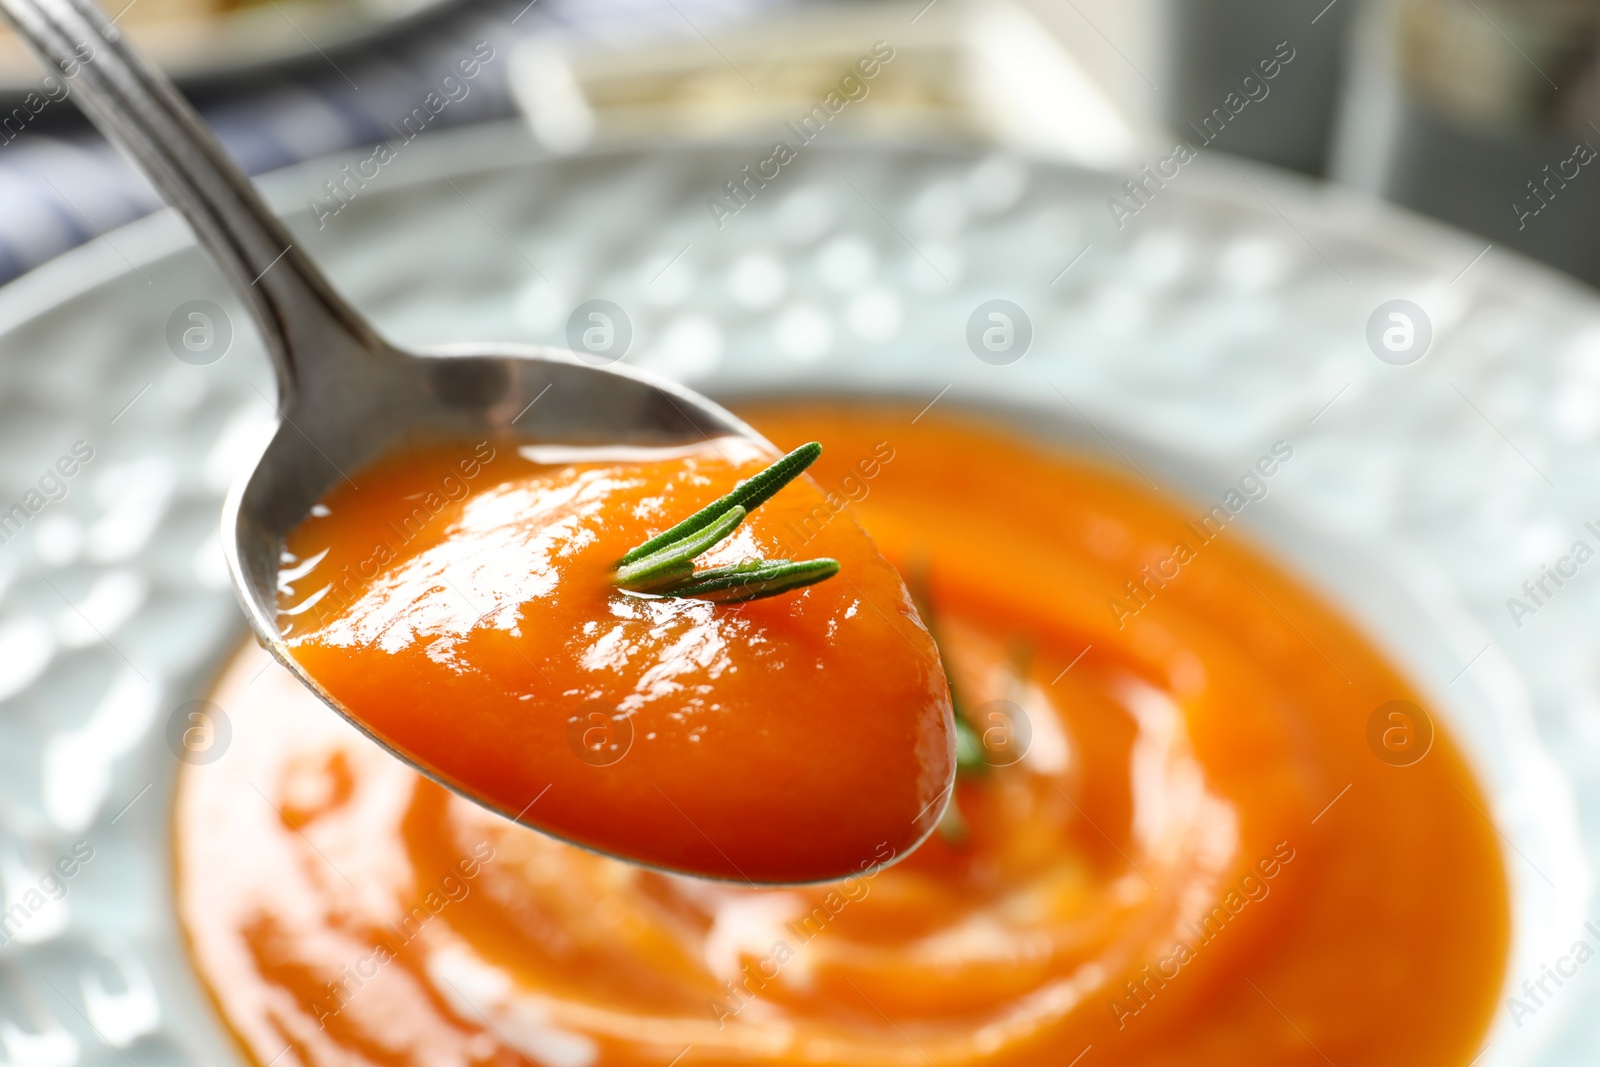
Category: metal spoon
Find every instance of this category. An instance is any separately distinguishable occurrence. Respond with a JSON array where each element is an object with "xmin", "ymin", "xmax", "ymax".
[{"xmin": 0, "ymin": 0, "xmax": 767, "ymax": 815}]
